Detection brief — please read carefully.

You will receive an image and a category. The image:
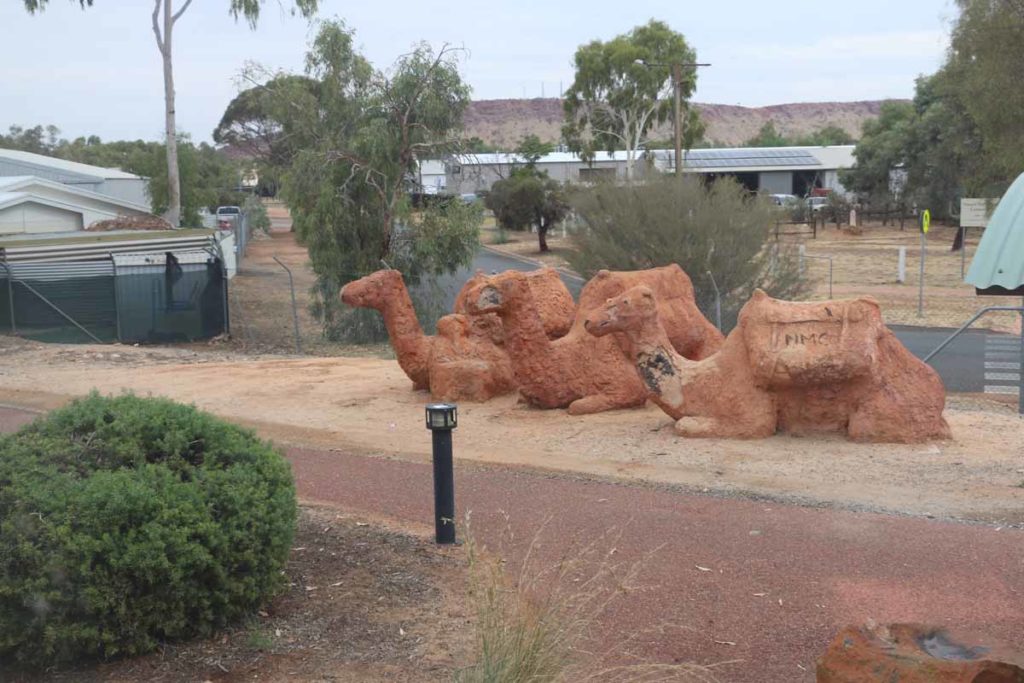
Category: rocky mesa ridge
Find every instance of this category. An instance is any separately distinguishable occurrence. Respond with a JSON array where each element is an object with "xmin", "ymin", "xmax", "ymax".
[{"xmin": 464, "ymin": 98, "xmax": 900, "ymax": 148}]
